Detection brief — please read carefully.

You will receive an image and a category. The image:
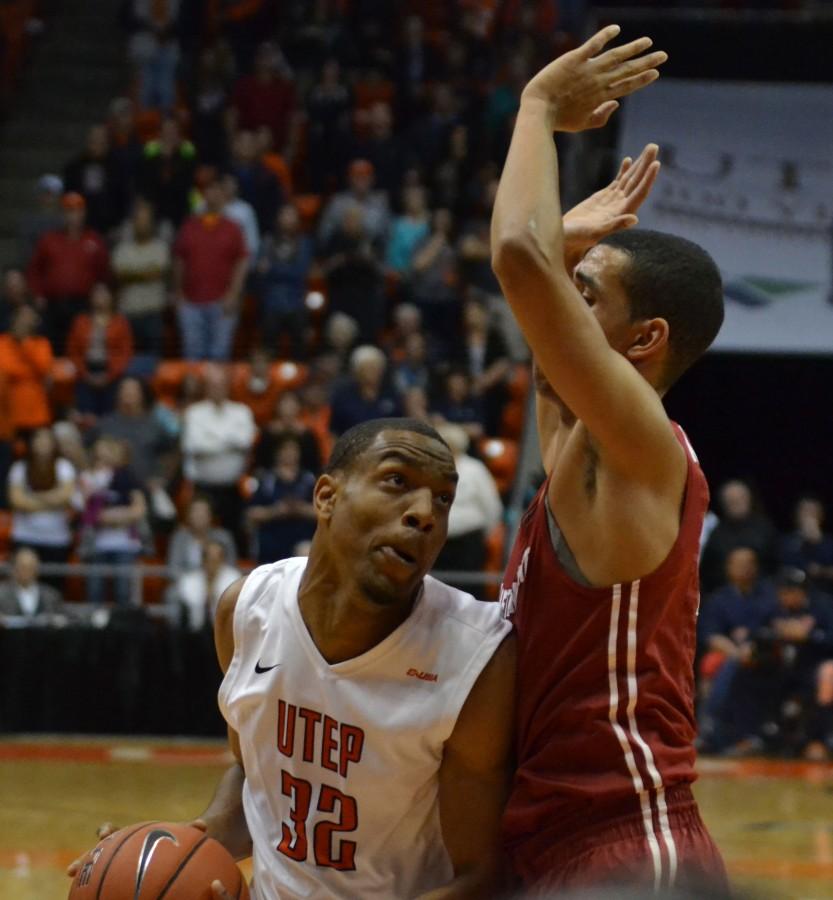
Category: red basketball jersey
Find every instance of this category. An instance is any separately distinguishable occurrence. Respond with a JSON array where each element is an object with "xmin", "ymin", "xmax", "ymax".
[{"xmin": 500, "ymin": 423, "xmax": 708, "ymax": 876}]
